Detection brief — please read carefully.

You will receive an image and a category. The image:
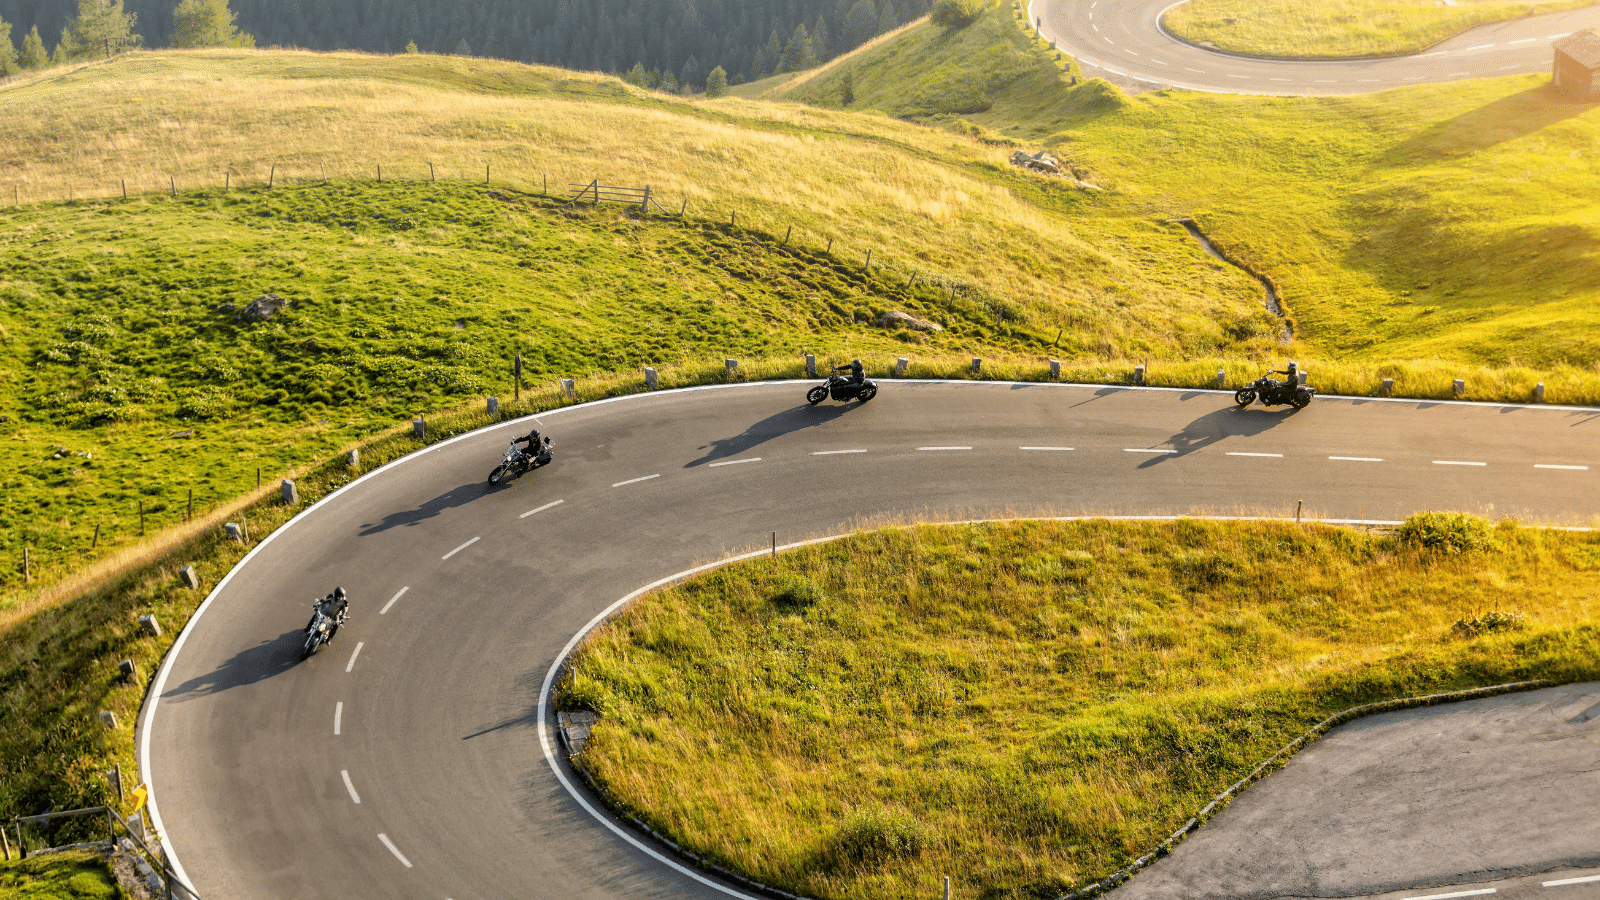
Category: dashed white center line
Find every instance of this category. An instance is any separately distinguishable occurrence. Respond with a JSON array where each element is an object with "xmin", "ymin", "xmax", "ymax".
[
  {"xmin": 380, "ymin": 586, "xmax": 408, "ymax": 615},
  {"xmin": 1227, "ymin": 452, "xmax": 1283, "ymax": 458},
  {"xmin": 1103, "ymin": 35, "xmax": 1115, "ymax": 44},
  {"xmin": 1126, "ymin": 448, "xmax": 1176, "ymax": 454},
  {"xmin": 342, "ymin": 770, "xmax": 361, "ymax": 804},
  {"xmin": 1123, "ymin": 49, "xmax": 1140, "ymax": 56},
  {"xmin": 1020, "ymin": 446, "xmax": 1074, "ymax": 451},
  {"xmin": 612, "ymin": 474, "xmax": 659, "ymax": 488},
  {"xmin": 520, "ymin": 499, "xmax": 564, "ymax": 518},
  {"xmin": 1152, "ymin": 57, "xmax": 1169, "ymax": 65},
  {"xmin": 334, "ymin": 701, "xmax": 343, "ymax": 736},
  {"xmin": 1404, "ymin": 890, "xmax": 1495, "ymax": 900},
  {"xmin": 709, "ymin": 457, "xmax": 761, "ymax": 467},
  {"xmin": 1465, "ymin": 43, "xmax": 1495, "ymax": 51},
  {"xmin": 378, "ymin": 834, "xmax": 413, "ymax": 868},
  {"xmin": 1545, "ymin": 875, "xmax": 1600, "ymax": 887},
  {"xmin": 1511, "ymin": 37, "xmax": 1540, "ymax": 44},
  {"xmin": 345, "ymin": 641, "xmax": 364, "ymax": 673},
  {"xmin": 812, "ymin": 449, "xmax": 867, "ymax": 455},
  {"xmin": 1500, "ymin": 64, "xmax": 1524, "ymax": 70},
  {"xmin": 1434, "ymin": 460, "xmax": 1487, "ymax": 467},
  {"xmin": 1270, "ymin": 77, "xmax": 1291, "ymax": 82},
  {"xmin": 1330, "ymin": 456, "xmax": 1383, "ymax": 462},
  {"xmin": 1535, "ymin": 464, "xmax": 1589, "ymax": 470},
  {"xmin": 1419, "ymin": 50, "xmax": 1447, "ymax": 58},
  {"xmin": 441, "ymin": 536, "xmax": 479, "ymax": 560},
  {"xmin": 1315, "ymin": 79, "xmax": 1337, "ymax": 83},
  {"xmin": 1227, "ymin": 74, "xmax": 1251, "ymax": 79},
  {"xmin": 1092, "ymin": 22, "xmax": 1098, "ymax": 31},
  {"xmin": 1184, "ymin": 67, "xmax": 1206, "ymax": 73},
  {"xmin": 1446, "ymin": 72, "xmax": 1471, "ymax": 77},
  {"xmin": 918, "ymin": 446, "xmax": 973, "ymax": 451}
]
